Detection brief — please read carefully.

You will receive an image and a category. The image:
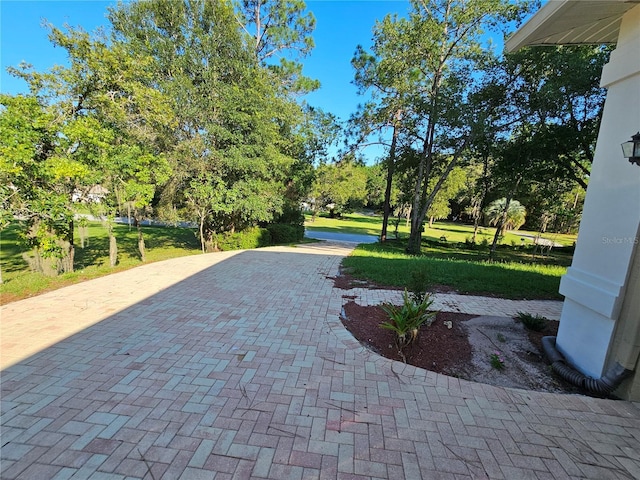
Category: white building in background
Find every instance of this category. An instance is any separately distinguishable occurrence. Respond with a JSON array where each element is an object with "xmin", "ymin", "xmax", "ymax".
[
  {"xmin": 72, "ymin": 184, "xmax": 109, "ymax": 203},
  {"xmin": 506, "ymin": 1, "xmax": 640, "ymax": 400}
]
